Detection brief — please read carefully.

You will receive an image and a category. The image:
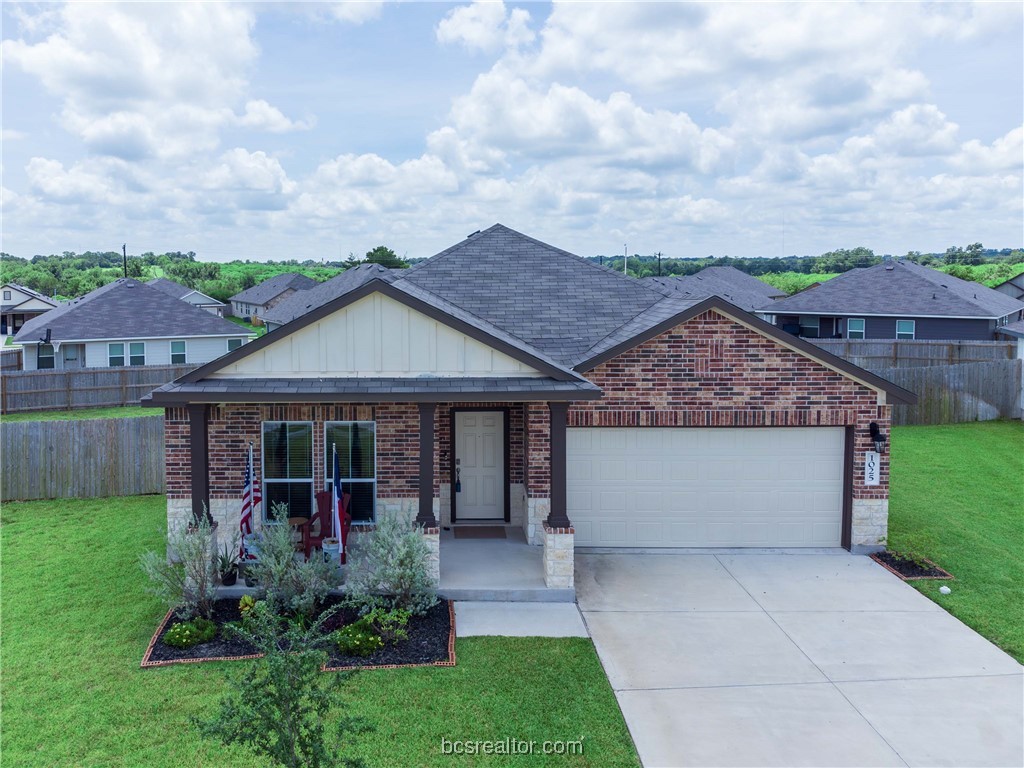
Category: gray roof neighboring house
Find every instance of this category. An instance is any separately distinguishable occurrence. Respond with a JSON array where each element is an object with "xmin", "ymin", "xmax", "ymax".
[
  {"xmin": 262, "ymin": 264, "xmax": 396, "ymax": 326},
  {"xmin": 995, "ymin": 319, "xmax": 1024, "ymax": 339},
  {"xmin": 644, "ymin": 266, "xmax": 786, "ymax": 314},
  {"xmin": 762, "ymin": 260, "xmax": 1024, "ymax": 319},
  {"xmin": 146, "ymin": 278, "xmax": 225, "ymax": 307},
  {"xmin": 229, "ymin": 273, "xmax": 318, "ymax": 306},
  {"xmin": 1, "ymin": 282, "xmax": 59, "ymax": 313},
  {"xmin": 993, "ymin": 272, "xmax": 1024, "ymax": 301},
  {"xmin": 14, "ymin": 278, "xmax": 252, "ymax": 344}
]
